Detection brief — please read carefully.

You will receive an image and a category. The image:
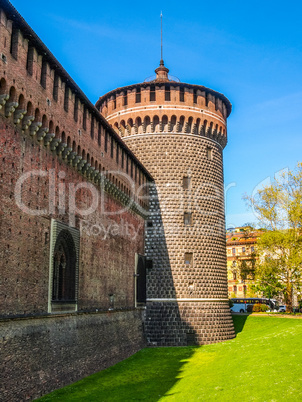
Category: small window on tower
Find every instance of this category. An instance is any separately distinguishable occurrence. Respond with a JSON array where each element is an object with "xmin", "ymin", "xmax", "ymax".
[
  {"xmin": 193, "ymin": 89, "xmax": 198, "ymax": 104},
  {"xmin": 183, "ymin": 176, "xmax": 191, "ymax": 189},
  {"xmin": 165, "ymin": 85, "xmax": 171, "ymax": 101},
  {"xmin": 136, "ymin": 87, "xmax": 141, "ymax": 103},
  {"xmin": 150, "ymin": 84, "xmax": 156, "ymax": 101},
  {"xmin": 184, "ymin": 253, "xmax": 193, "ymax": 266},
  {"xmin": 180, "ymin": 87, "xmax": 185, "ymax": 102},
  {"xmin": 123, "ymin": 92, "xmax": 128, "ymax": 106},
  {"xmin": 184, "ymin": 212, "xmax": 192, "ymax": 226},
  {"xmin": 113, "ymin": 94, "xmax": 116, "ymax": 110},
  {"xmin": 206, "ymin": 147, "xmax": 213, "ymax": 160}
]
